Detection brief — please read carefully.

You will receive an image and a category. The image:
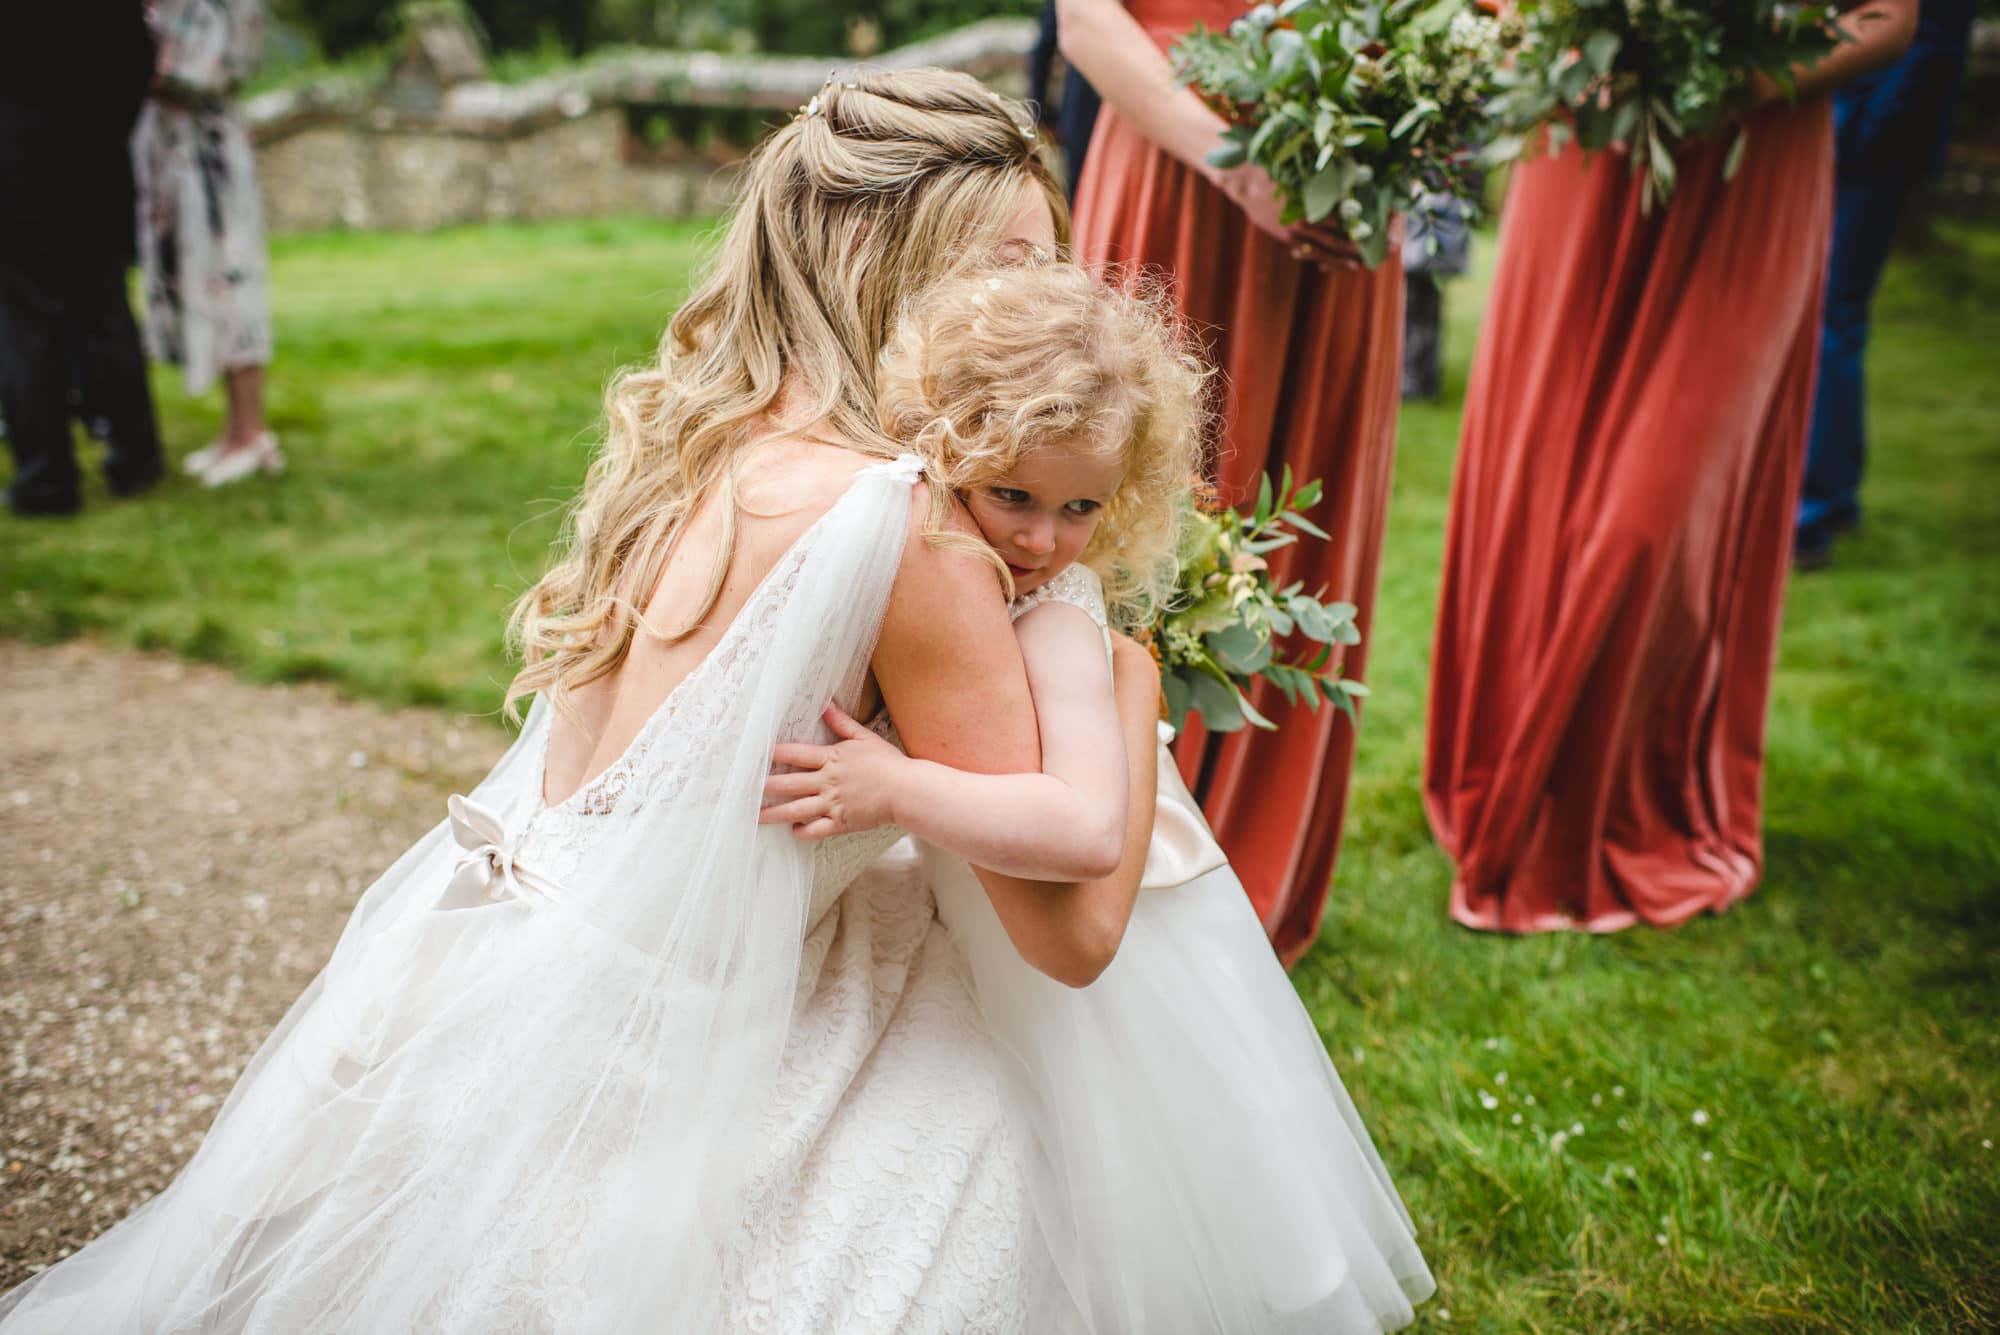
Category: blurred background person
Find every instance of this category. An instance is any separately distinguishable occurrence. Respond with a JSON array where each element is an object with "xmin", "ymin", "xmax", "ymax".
[
  {"xmin": 1426, "ymin": 2, "xmax": 1920, "ymax": 935},
  {"xmin": 0, "ymin": 2, "xmax": 165, "ymax": 517},
  {"xmin": 1060, "ymin": 0, "xmax": 1405, "ymax": 966},
  {"xmin": 139, "ymin": 0, "xmax": 281, "ymax": 488},
  {"xmin": 1029, "ymin": 0, "xmax": 1103, "ymax": 200},
  {"xmin": 1795, "ymin": 0, "xmax": 1978, "ymax": 570},
  {"xmin": 1401, "ymin": 188, "xmax": 1475, "ymax": 403}
]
